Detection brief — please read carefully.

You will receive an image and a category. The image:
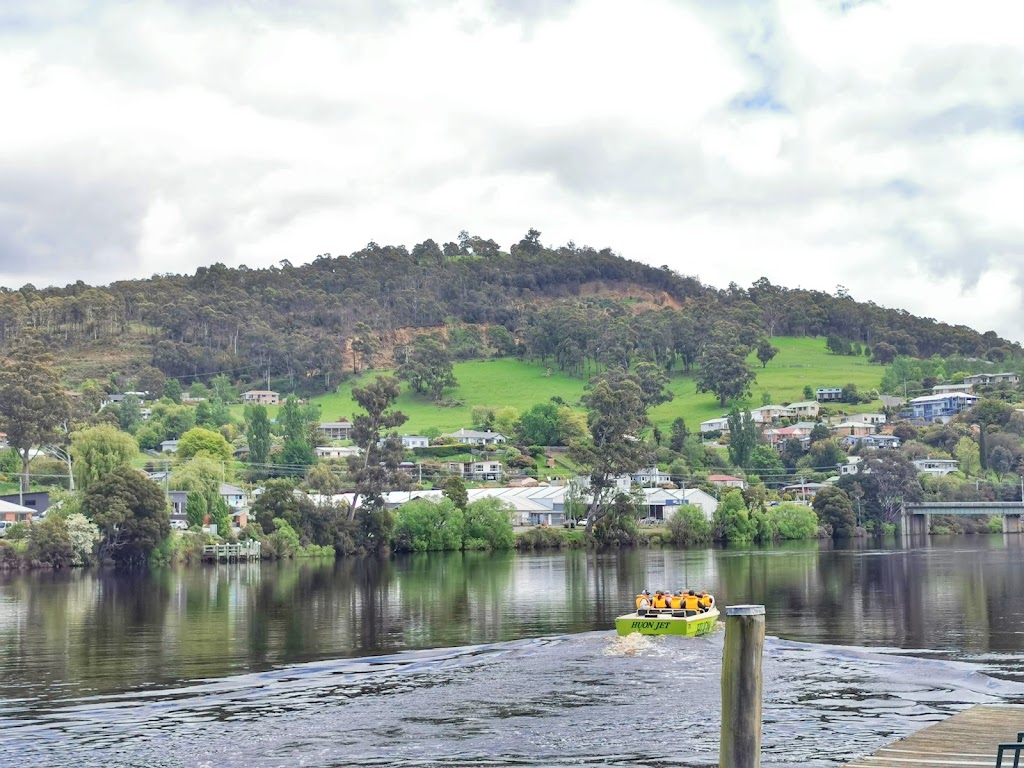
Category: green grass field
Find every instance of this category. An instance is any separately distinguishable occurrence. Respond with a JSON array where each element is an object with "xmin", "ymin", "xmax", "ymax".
[{"xmin": 238, "ymin": 337, "xmax": 886, "ymax": 435}]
